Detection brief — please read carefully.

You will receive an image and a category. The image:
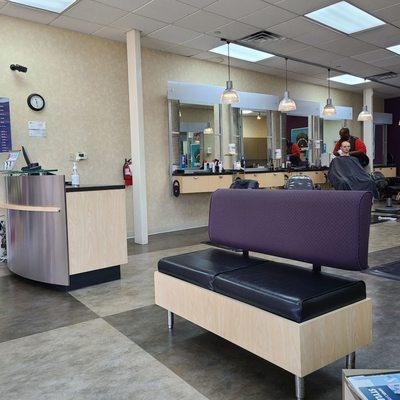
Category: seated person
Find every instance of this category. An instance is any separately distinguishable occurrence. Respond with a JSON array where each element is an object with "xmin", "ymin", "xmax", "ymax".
[
  {"xmin": 337, "ymin": 141, "xmax": 351, "ymax": 157},
  {"xmin": 333, "ymin": 128, "xmax": 369, "ymax": 167},
  {"xmin": 286, "ymin": 139, "xmax": 301, "ymax": 167}
]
